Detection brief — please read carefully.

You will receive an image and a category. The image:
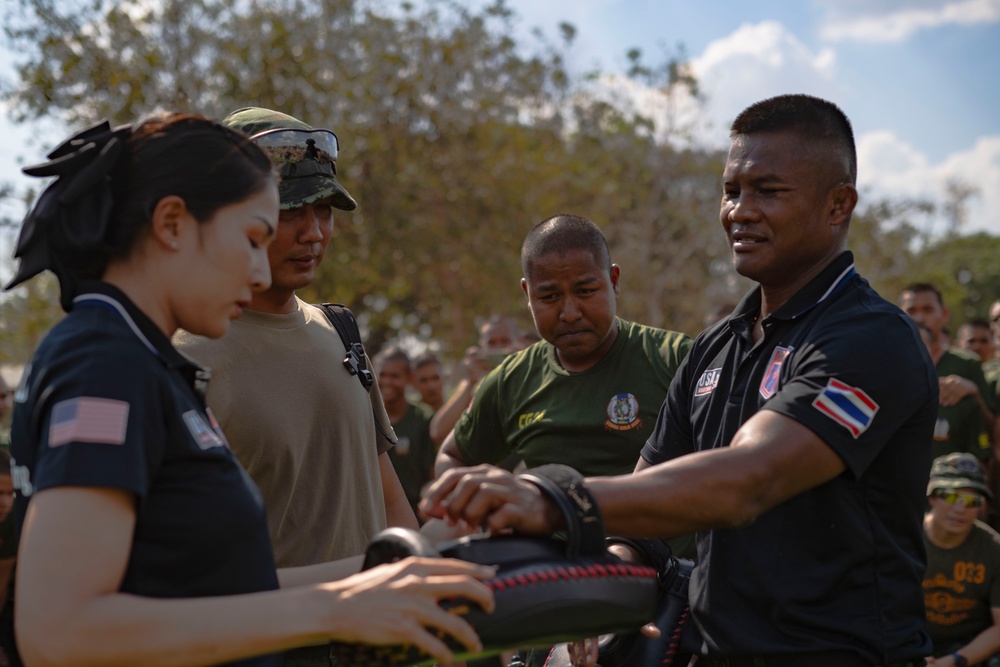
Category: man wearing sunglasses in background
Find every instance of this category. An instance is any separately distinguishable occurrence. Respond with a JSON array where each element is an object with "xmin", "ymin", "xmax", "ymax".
[
  {"xmin": 923, "ymin": 452, "xmax": 1000, "ymax": 667},
  {"xmin": 175, "ymin": 108, "xmax": 417, "ymax": 662}
]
